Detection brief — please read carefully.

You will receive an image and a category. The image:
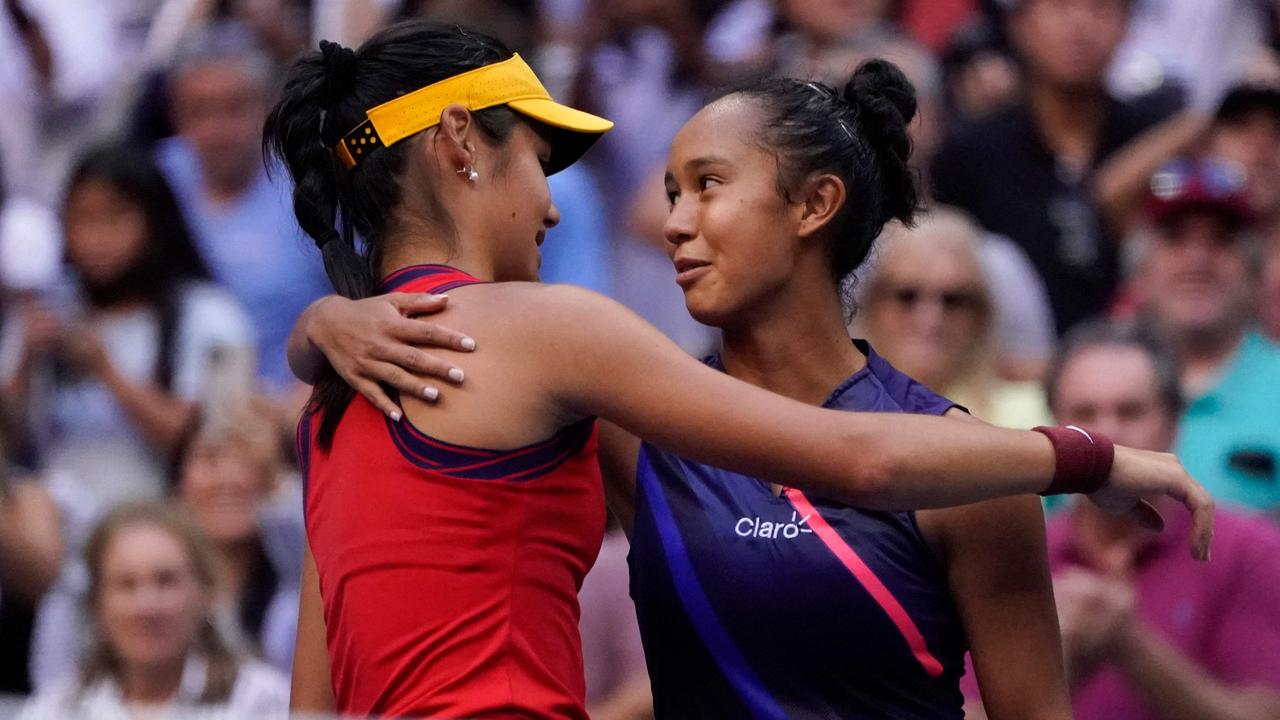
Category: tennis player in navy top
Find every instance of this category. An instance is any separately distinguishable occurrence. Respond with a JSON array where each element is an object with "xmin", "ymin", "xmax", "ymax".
[{"xmin": 289, "ymin": 53, "xmax": 1214, "ymax": 719}]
